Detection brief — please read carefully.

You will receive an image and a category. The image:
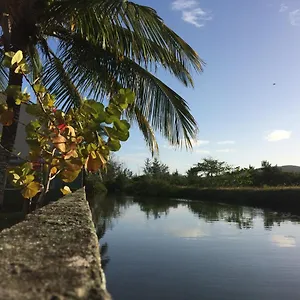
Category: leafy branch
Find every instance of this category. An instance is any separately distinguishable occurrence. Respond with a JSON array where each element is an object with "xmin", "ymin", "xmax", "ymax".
[{"xmin": 0, "ymin": 50, "xmax": 135, "ymax": 207}]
